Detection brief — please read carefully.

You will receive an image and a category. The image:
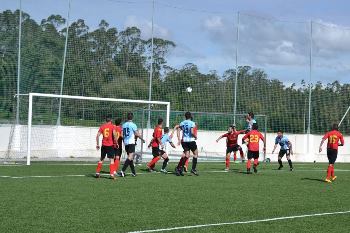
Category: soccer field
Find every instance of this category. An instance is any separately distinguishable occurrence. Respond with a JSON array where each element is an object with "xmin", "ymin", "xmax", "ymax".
[{"xmin": 1, "ymin": 162, "xmax": 350, "ymax": 233}]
